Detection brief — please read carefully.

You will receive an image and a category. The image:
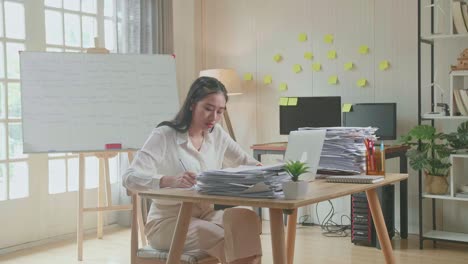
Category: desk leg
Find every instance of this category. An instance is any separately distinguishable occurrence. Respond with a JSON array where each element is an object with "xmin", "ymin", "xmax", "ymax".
[
  {"xmin": 400, "ymin": 179, "xmax": 408, "ymax": 239},
  {"xmin": 286, "ymin": 209, "xmax": 297, "ymax": 264},
  {"xmin": 400, "ymin": 153, "xmax": 408, "ymax": 239},
  {"xmin": 269, "ymin": 208, "xmax": 286, "ymax": 264},
  {"xmin": 366, "ymin": 189, "xmax": 395, "ymax": 264},
  {"xmin": 167, "ymin": 202, "xmax": 194, "ymax": 264}
]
